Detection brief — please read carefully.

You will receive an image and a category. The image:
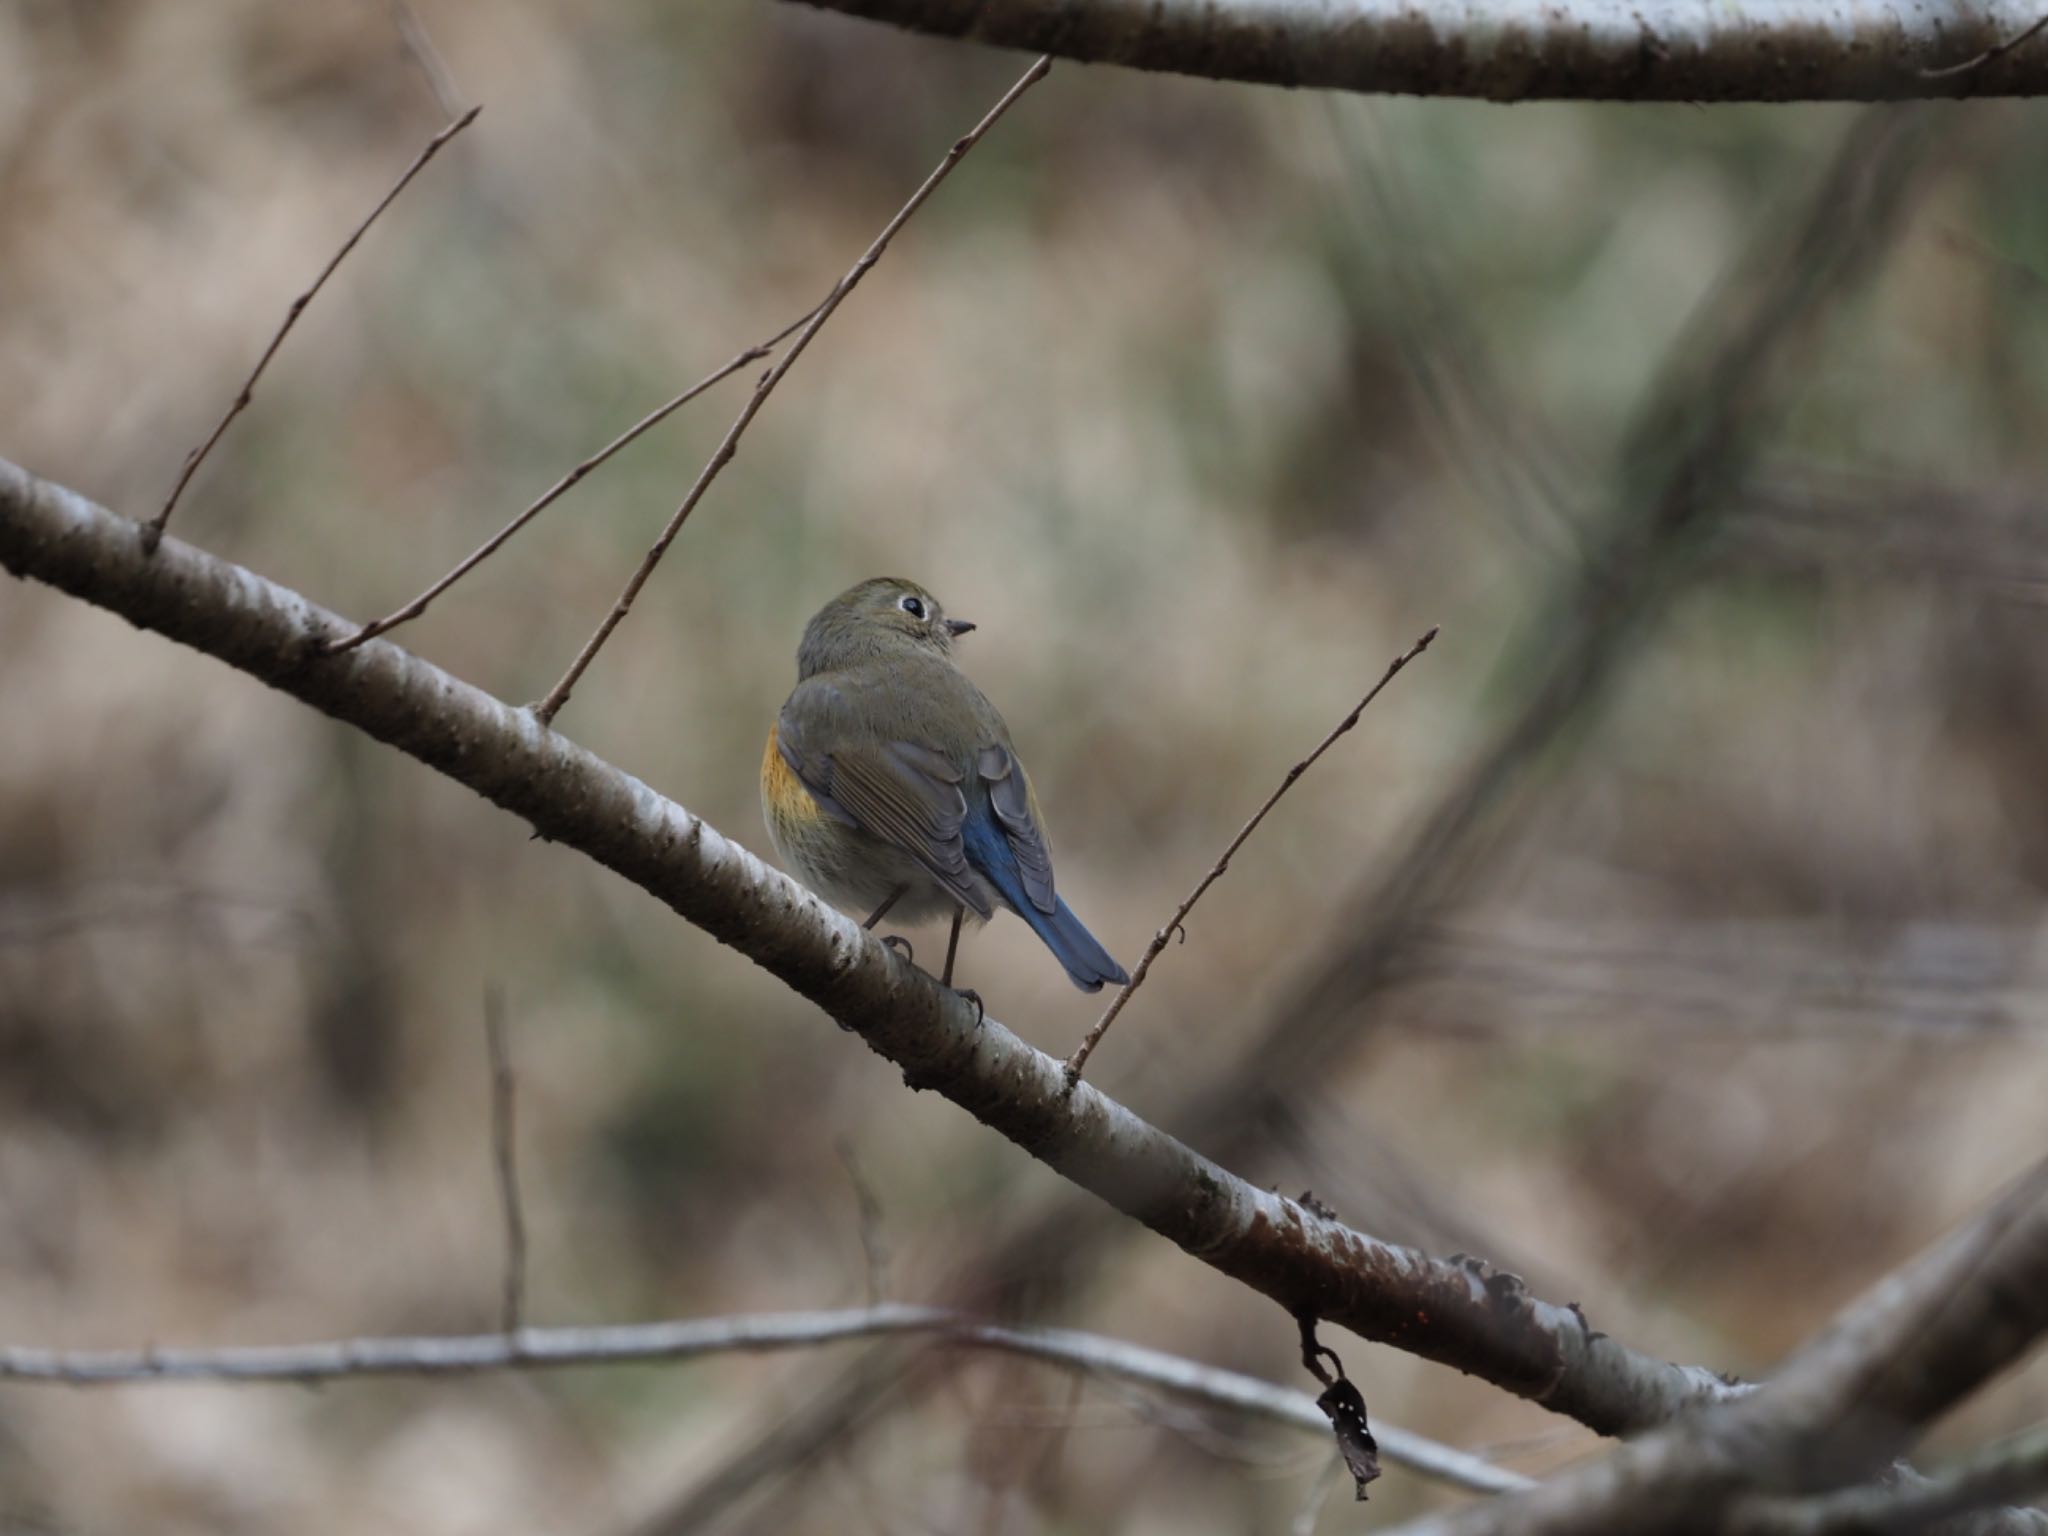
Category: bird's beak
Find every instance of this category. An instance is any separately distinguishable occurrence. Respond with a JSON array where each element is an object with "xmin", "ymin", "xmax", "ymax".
[{"xmin": 944, "ymin": 617, "xmax": 976, "ymax": 637}]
